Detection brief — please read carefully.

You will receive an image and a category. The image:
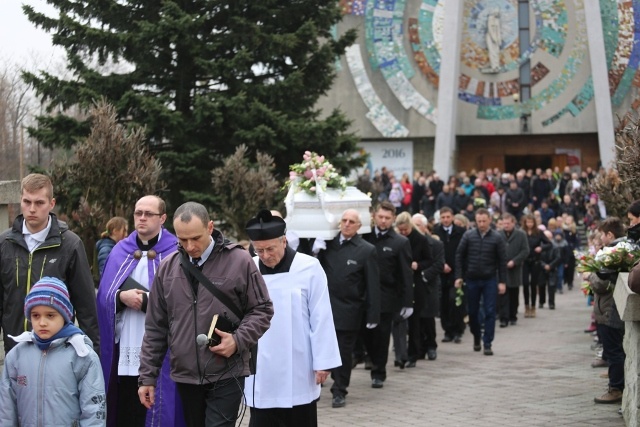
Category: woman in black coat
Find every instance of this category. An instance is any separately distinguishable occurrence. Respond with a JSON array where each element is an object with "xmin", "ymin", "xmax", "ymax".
[
  {"xmin": 521, "ymin": 213, "xmax": 551, "ymax": 317},
  {"xmin": 395, "ymin": 212, "xmax": 443, "ymax": 364}
]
